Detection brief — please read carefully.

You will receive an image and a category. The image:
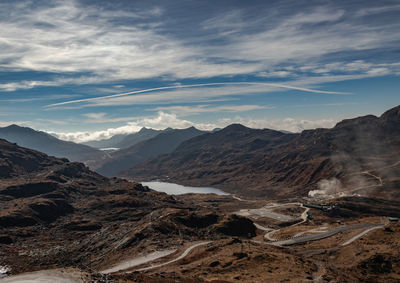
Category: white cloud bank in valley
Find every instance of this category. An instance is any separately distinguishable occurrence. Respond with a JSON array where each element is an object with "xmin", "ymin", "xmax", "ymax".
[{"xmin": 51, "ymin": 111, "xmax": 337, "ymax": 143}]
